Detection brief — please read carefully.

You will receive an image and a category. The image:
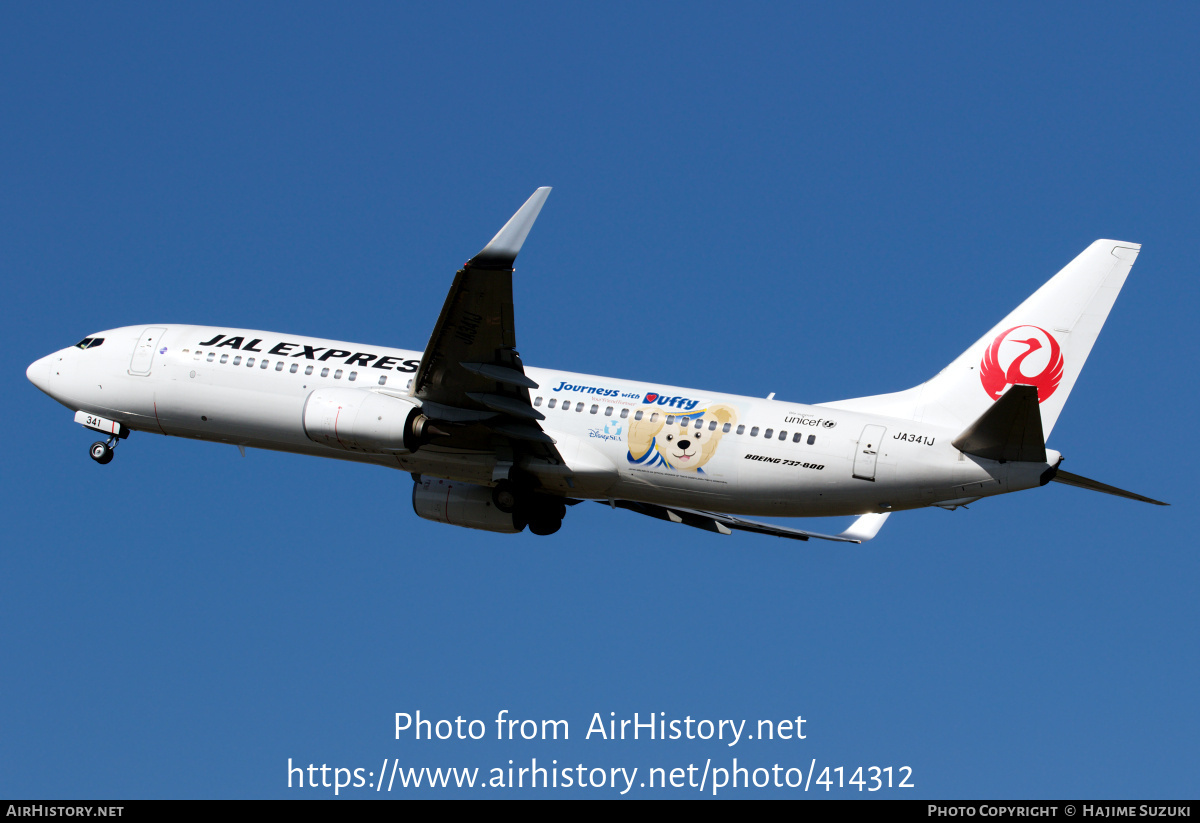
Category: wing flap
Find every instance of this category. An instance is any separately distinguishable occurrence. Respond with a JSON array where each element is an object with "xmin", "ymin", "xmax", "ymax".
[{"xmin": 460, "ymin": 362, "xmax": 539, "ymax": 389}]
